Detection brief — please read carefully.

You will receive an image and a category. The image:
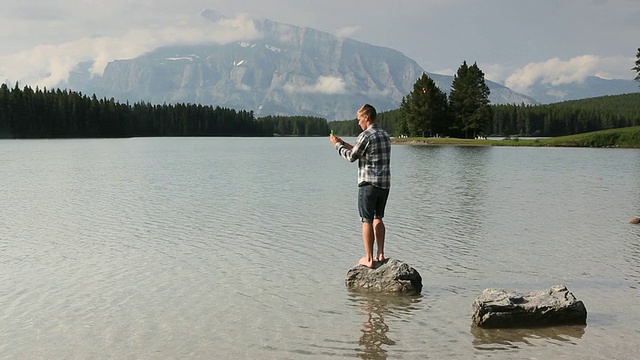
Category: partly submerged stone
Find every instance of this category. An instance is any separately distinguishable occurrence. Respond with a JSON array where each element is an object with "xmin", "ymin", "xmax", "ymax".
[
  {"xmin": 471, "ymin": 285, "xmax": 587, "ymax": 328},
  {"xmin": 630, "ymin": 217, "xmax": 640, "ymax": 224},
  {"xmin": 345, "ymin": 258, "xmax": 422, "ymax": 294}
]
